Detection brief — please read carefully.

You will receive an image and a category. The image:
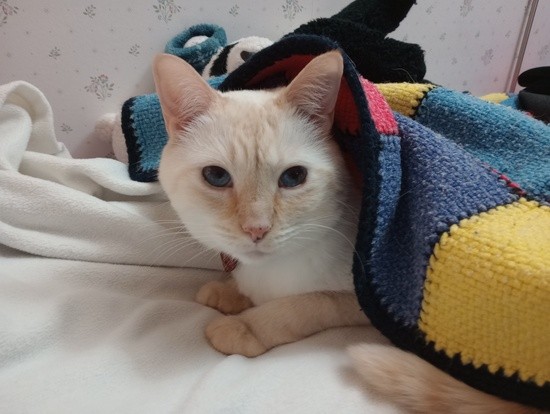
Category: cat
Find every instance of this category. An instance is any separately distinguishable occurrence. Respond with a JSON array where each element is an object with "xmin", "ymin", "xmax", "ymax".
[
  {"xmin": 154, "ymin": 50, "xmax": 367, "ymax": 355},
  {"xmin": 153, "ymin": 52, "xmax": 541, "ymax": 414}
]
